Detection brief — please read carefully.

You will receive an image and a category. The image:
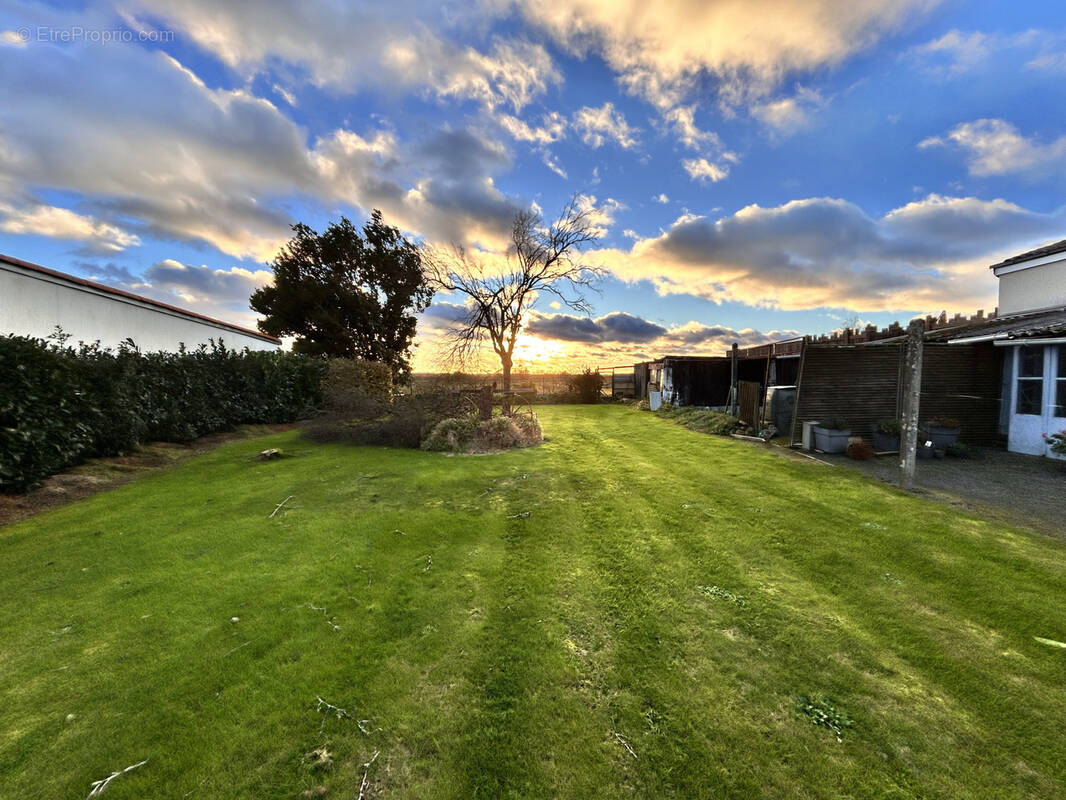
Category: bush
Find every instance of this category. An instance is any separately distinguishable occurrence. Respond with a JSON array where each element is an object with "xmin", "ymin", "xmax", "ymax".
[
  {"xmin": 0, "ymin": 335, "xmax": 324, "ymax": 493},
  {"xmin": 565, "ymin": 368, "xmax": 605, "ymax": 404},
  {"xmin": 927, "ymin": 416, "xmax": 960, "ymax": 429},
  {"xmin": 420, "ymin": 417, "xmax": 479, "ymax": 452},
  {"xmin": 306, "ymin": 389, "xmax": 468, "ymax": 449},
  {"xmin": 421, "ymin": 413, "xmax": 543, "ymax": 453},
  {"xmin": 876, "ymin": 419, "xmax": 902, "ymax": 435}
]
